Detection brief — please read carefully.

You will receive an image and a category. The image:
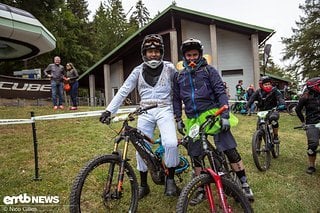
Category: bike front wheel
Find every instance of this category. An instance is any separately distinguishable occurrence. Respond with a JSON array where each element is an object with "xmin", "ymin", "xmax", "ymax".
[
  {"xmin": 176, "ymin": 173, "xmax": 253, "ymax": 213},
  {"xmin": 252, "ymin": 129, "xmax": 271, "ymax": 171},
  {"xmin": 70, "ymin": 154, "xmax": 139, "ymax": 212},
  {"xmin": 272, "ymin": 142, "xmax": 280, "ymax": 158}
]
